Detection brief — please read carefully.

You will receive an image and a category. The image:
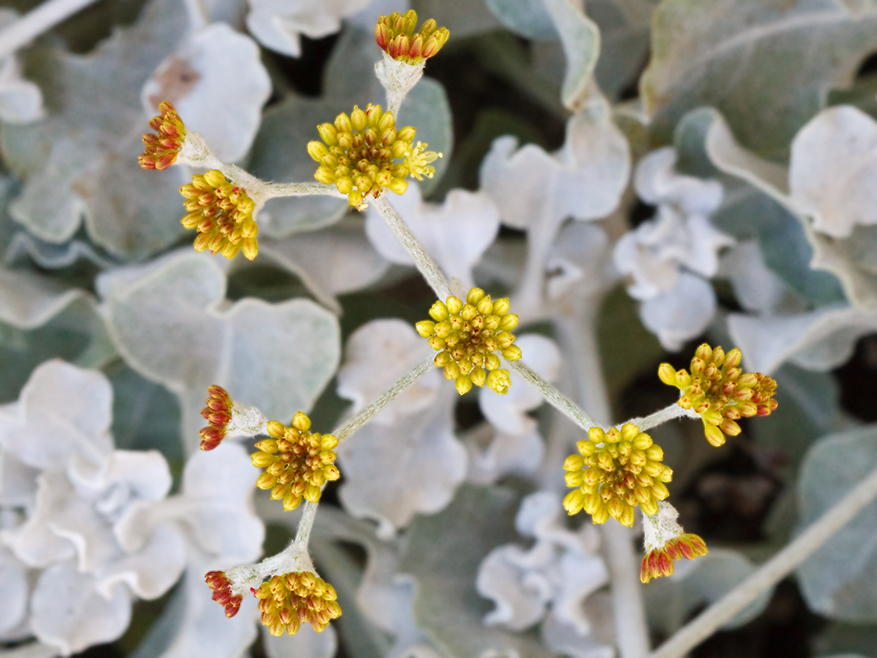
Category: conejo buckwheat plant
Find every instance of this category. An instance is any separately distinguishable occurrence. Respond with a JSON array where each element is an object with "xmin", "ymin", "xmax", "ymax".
[{"xmin": 1, "ymin": 1, "xmax": 877, "ymax": 657}]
